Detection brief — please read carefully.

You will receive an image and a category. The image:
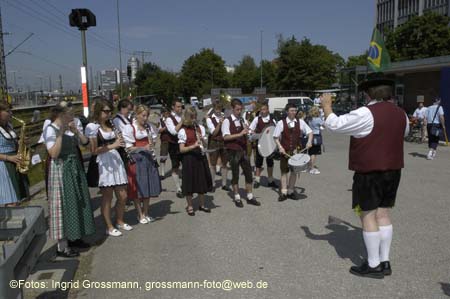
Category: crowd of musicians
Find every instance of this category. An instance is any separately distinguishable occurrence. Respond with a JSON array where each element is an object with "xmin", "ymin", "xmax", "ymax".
[{"xmin": 0, "ymin": 78, "xmax": 445, "ymax": 278}]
